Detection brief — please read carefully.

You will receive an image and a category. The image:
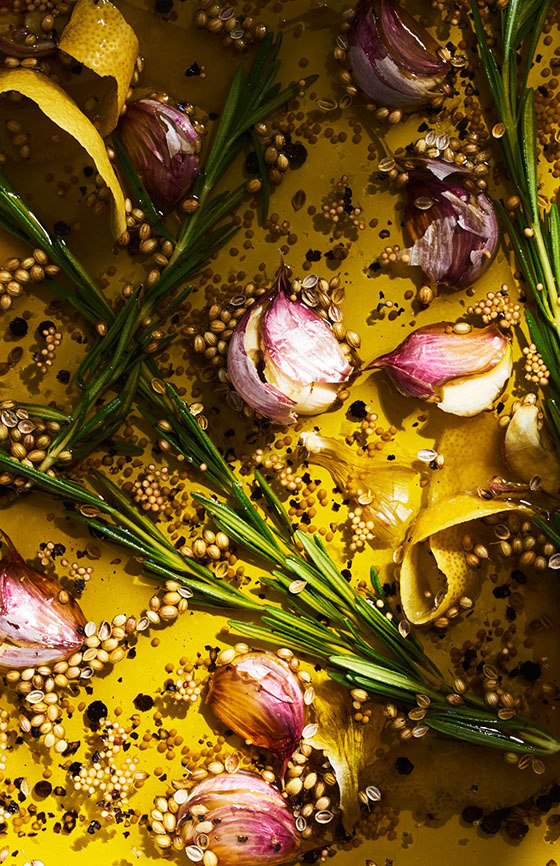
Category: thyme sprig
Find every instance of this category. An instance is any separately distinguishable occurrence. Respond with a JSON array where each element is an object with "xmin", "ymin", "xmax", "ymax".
[
  {"xmin": 0, "ymin": 402, "xmax": 557, "ymax": 757},
  {"xmin": 472, "ymin": 1, "xmax": 560, "ymax": 439}
]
